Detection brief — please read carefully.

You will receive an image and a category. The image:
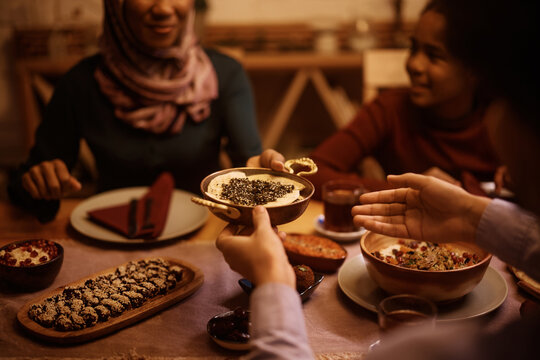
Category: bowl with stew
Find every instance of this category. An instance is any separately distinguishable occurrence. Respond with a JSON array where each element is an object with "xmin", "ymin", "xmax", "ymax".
[
  {"xmin": 360, "ymin": 231, "xmax": 492, "ymax": 303},
  {"xmin": 0, "ymin": 239, "xmax": 64, "ymax": 291},
  {"xmin": 282, "ymin": 233, "xmax": 347, "ymax": 273}
]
